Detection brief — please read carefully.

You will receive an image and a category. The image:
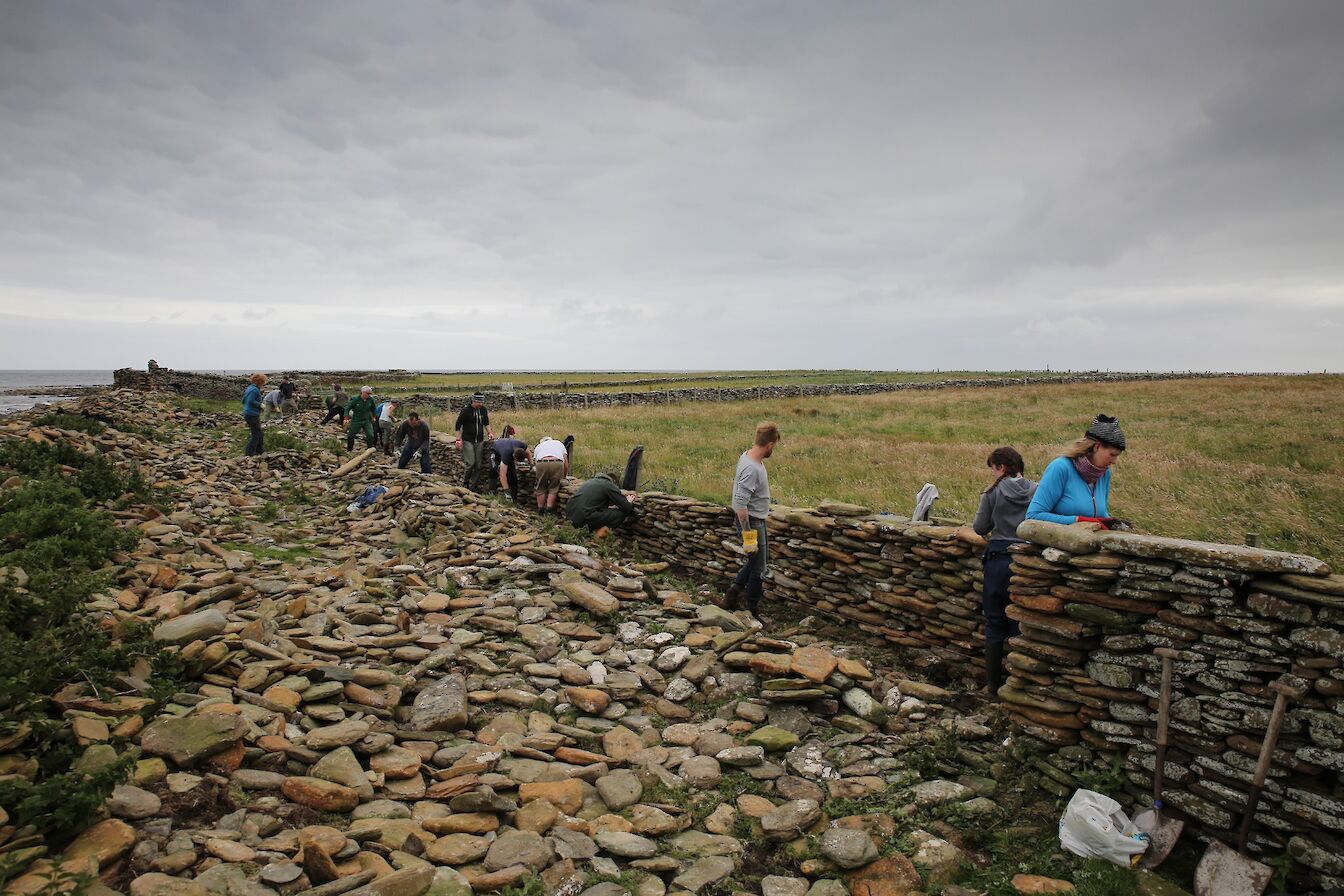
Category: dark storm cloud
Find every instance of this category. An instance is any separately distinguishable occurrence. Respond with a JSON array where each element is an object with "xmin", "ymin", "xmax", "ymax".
[{"xmin": 0, "ymin": 1, "xmax": 1341, "ymax": 369}]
